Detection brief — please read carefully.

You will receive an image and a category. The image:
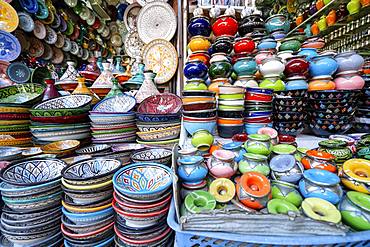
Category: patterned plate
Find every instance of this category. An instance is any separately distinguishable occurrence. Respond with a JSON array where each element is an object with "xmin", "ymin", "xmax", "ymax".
[
  {"xmin": 123, "ymin": 3, "xmax": 141, "ymax": 31},
  {"xmin": 142, "ymin": 39, "xmax": 178, "ymax": 84},
  {"xmin": 137, "ymin": 93, "xmax": 182, "ymax": 114},
  {"xmin": 19, "ymin": 0, "xmax": 38, "ymax": 14},
  {"xmin": 6, "ymin": 62, "xmax": 30, "ymax": 83},
  {"xmin": 51, "ymin": 47, "xmax": 64, "ymax": 64},
  {"xmin": 29, "ymin": 37, "xmax": 44, "ymax": 57},
  {"xmin": 137, "ymin": 2, "xmax": 176, "ymax": 44},
  {"xmin": 33, "ymin": 95, "xmax": 92, "ymax": 110},
  {"xmin": 0, "ymin": 1, "xmax": 19, "ymax": 32},
  {"xmin": 44, "ymin": 25, "xmax": 57, "ymax": 45},
  {"xmin": 124, "ymin": 30, "xmax": 144, "ymax": 58},
  {"xmin": 137, "ymin": 0, "xmax": 168, "ymax": 6},
  {"xmin": 18, "ymin": 12, "xmax": 35, "ymax": 32},
  {"xmin": 35, "ymin": 0, "xmax": 49, "ymax": 19},
  {"xmin": 33, "ymin": 20, "xmax": 46, "ymax": 39},
  {"xmin": 92, "ymin": 94, "xmax": 136, "ymax": 113},
  {"xmin": 0, "ymin": 31, "xmax": 21, "ymax": 62}
]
